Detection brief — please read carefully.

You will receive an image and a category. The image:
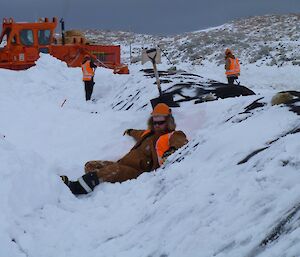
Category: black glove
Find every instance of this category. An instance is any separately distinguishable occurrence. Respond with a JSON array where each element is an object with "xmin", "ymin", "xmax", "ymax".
[
  {"xmin": 162, "ymin": 147, "xmax": 177, "ymax": 162},
  {"xmin": 123, "ymin": 129, "xmax": 133, "ymax": 136}
]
